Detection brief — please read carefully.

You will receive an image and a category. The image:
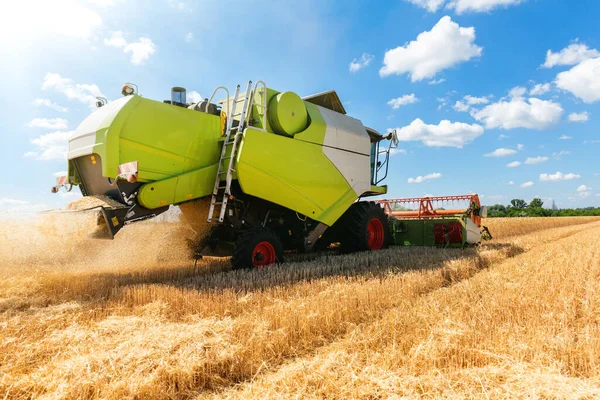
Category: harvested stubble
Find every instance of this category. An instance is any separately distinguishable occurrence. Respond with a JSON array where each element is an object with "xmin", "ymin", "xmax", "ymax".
[
  {"xmin": 0, "ymin": 215, "xmax": 599, "ymax": 399},
  {"xmin": 215, "ymin": 221, "xmax": 600, "ymax": 399}
]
